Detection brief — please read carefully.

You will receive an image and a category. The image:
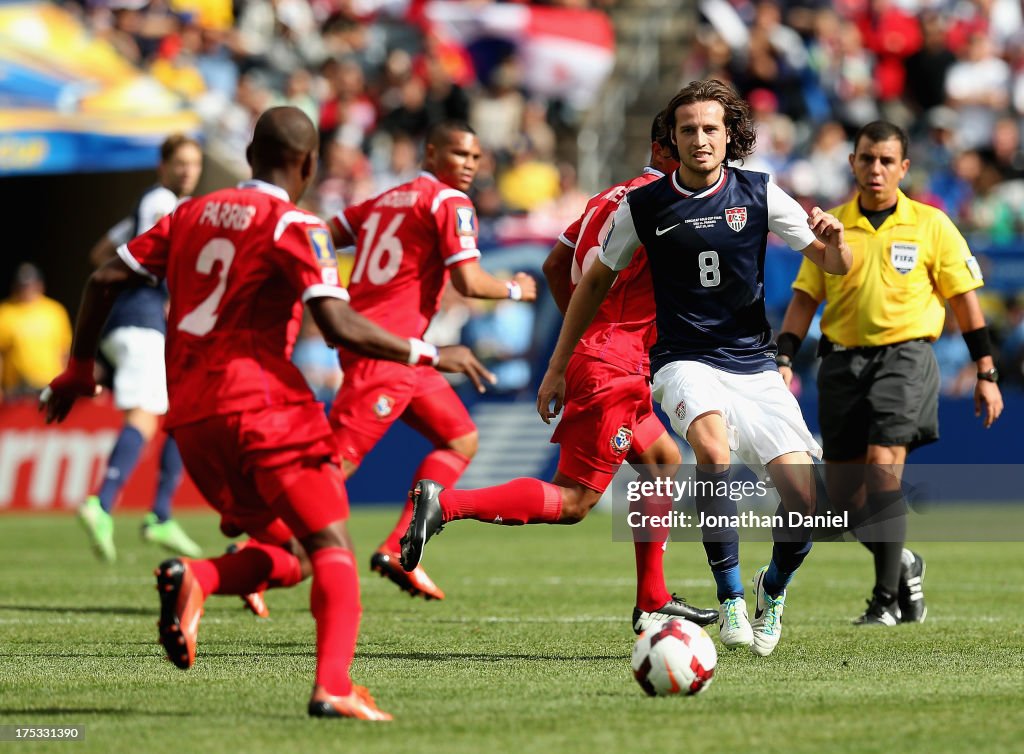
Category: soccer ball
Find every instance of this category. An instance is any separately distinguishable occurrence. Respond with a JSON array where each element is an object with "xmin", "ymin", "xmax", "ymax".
[{"xmin": 631, "ymin": 618, "xmax": 717, "ymax": 696}]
